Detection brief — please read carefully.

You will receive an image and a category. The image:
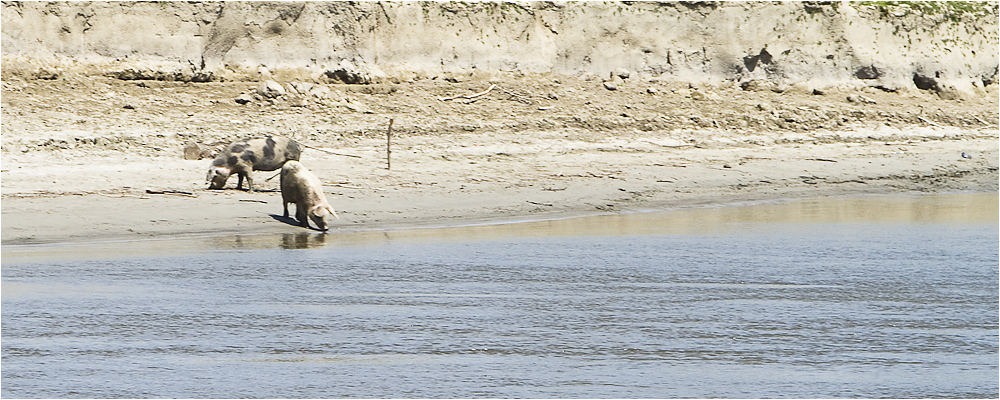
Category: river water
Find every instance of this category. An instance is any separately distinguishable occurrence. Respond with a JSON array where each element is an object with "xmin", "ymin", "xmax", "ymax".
[{"xmin": 2, "ymin": 193, "xmax": 997, "ymax": 398}]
